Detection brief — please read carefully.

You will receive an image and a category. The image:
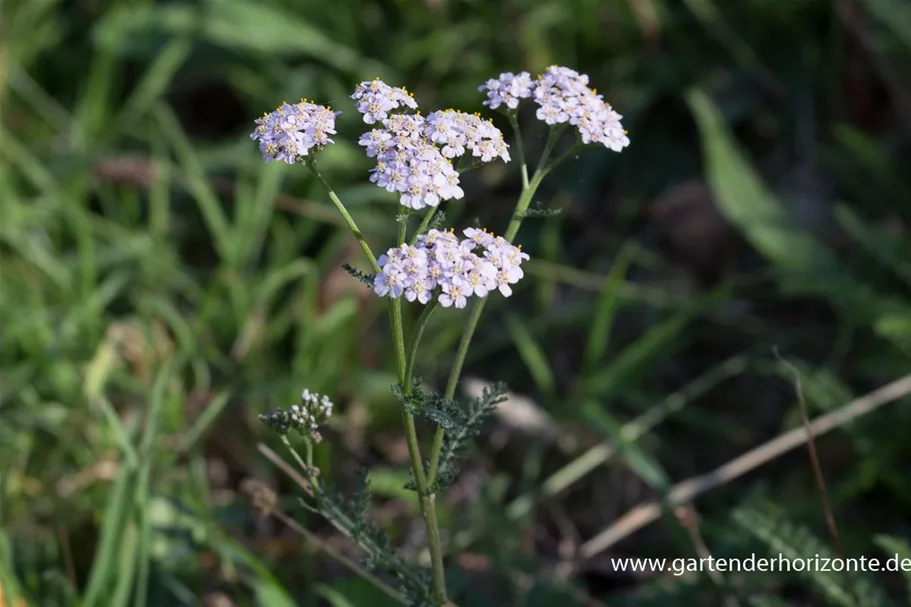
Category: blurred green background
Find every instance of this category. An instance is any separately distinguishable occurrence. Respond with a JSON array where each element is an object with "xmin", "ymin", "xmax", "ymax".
[{"xmin": 2, "ymin": 0, "xmax": 911, "ymax": 605}]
